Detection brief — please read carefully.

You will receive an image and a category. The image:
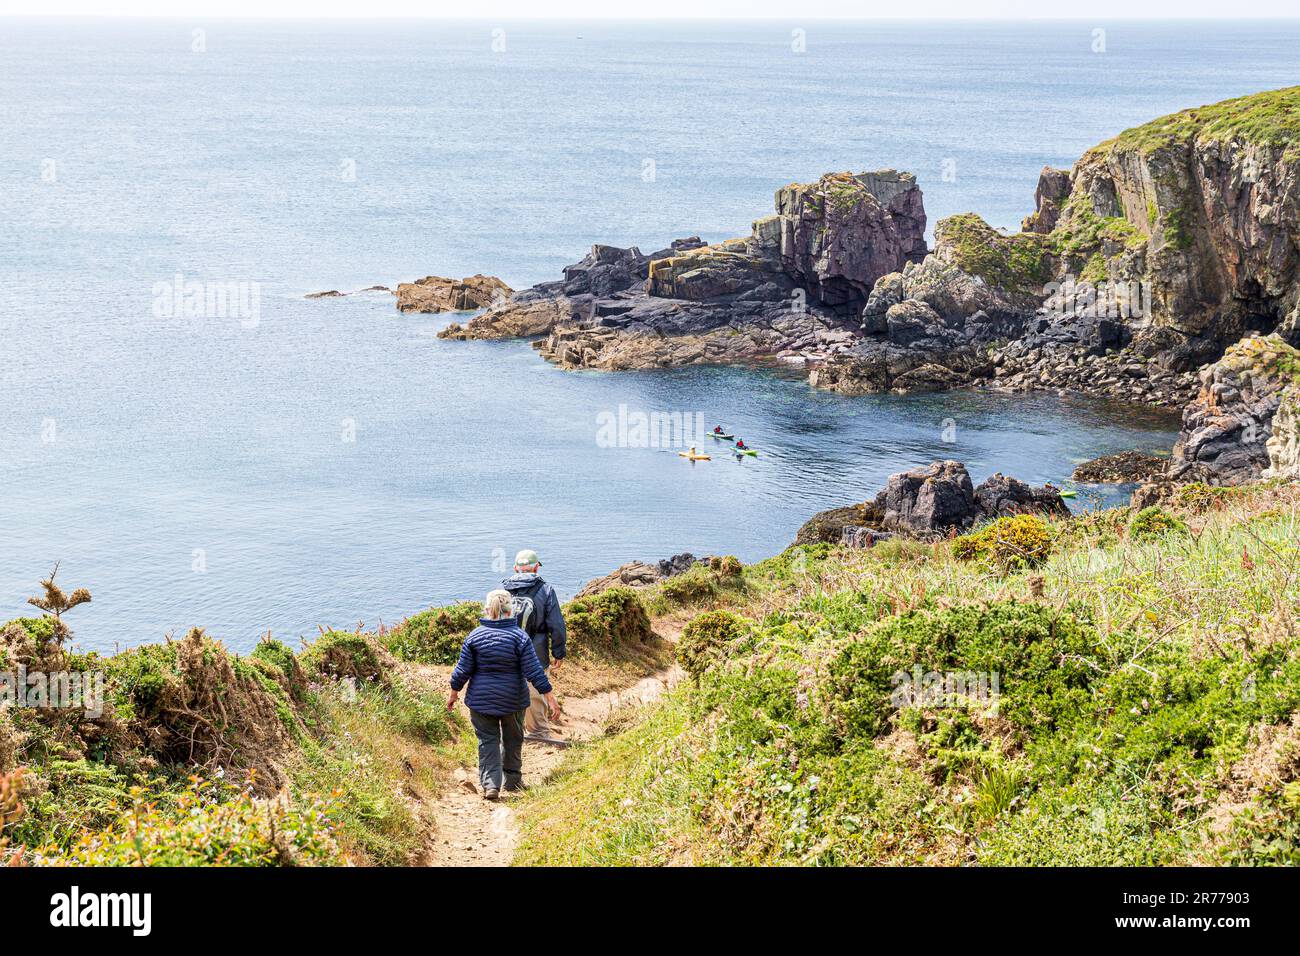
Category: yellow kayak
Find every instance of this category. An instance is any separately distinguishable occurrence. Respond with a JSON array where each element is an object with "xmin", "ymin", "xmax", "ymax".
[{"xmin": 678, "ymin": 452, "xmax": 711, "ymax": 461}]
